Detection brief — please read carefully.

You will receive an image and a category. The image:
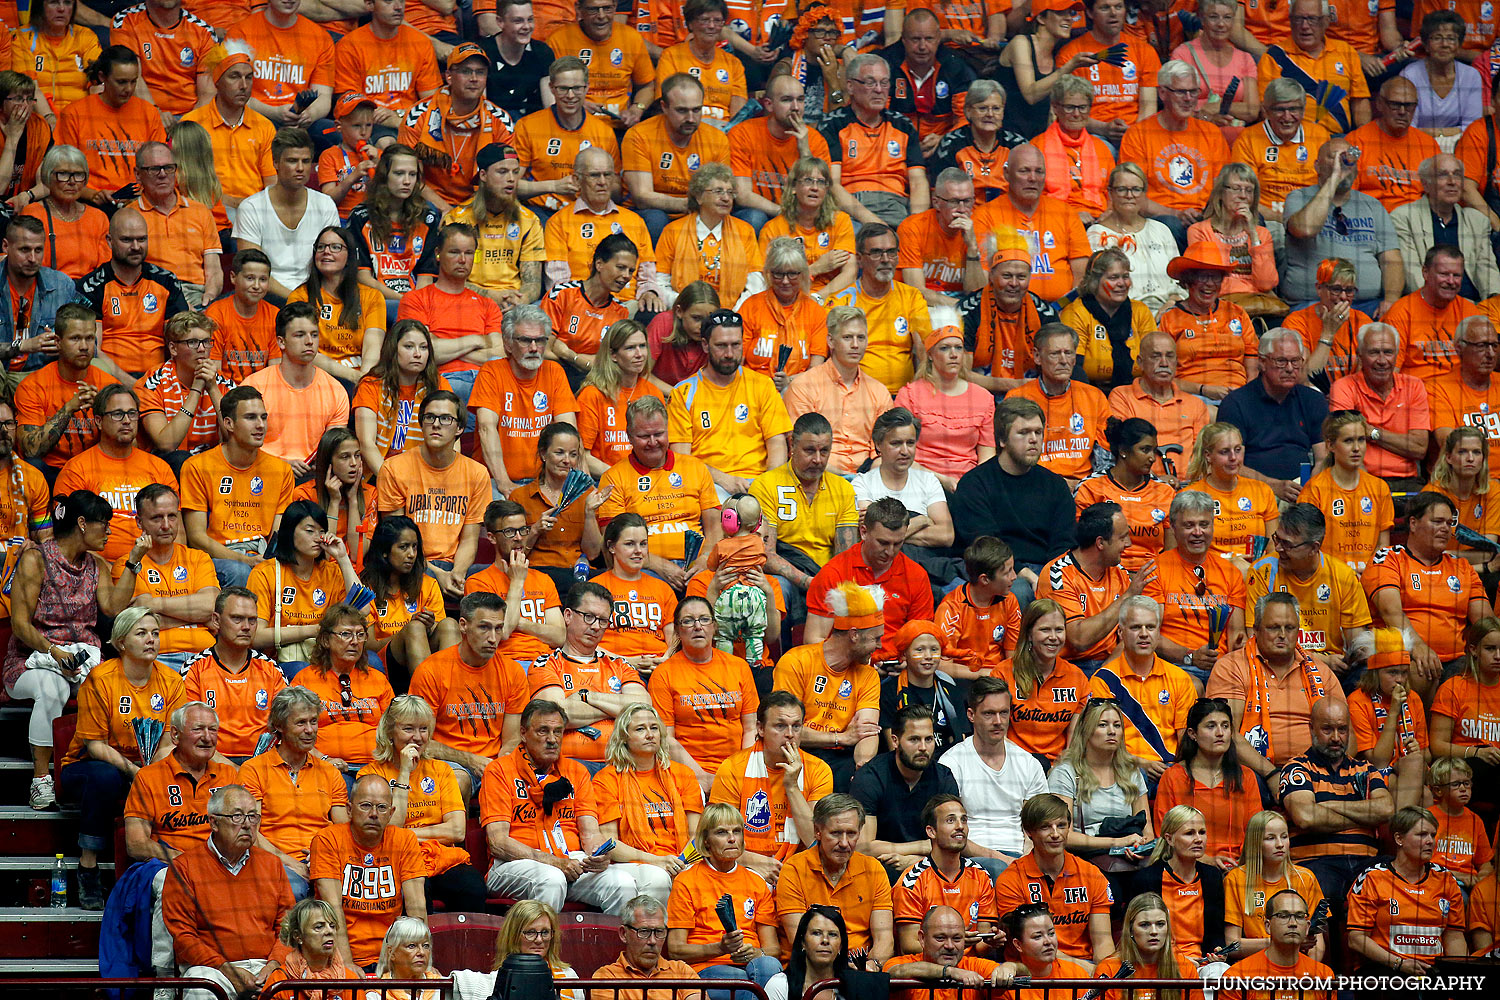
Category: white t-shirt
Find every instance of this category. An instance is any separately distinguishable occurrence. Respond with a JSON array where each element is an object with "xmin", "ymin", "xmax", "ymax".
[
  {"xmin": 850, "ymin": 464, "xmax": 947, "ymax": 517},
  {"xmin": 939, "ymin": 736, "xmax": 1047, "ymax": 856},
  {"xmin": 231, "ymin": 186, "xmax": 340, "ymax": 291}
]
